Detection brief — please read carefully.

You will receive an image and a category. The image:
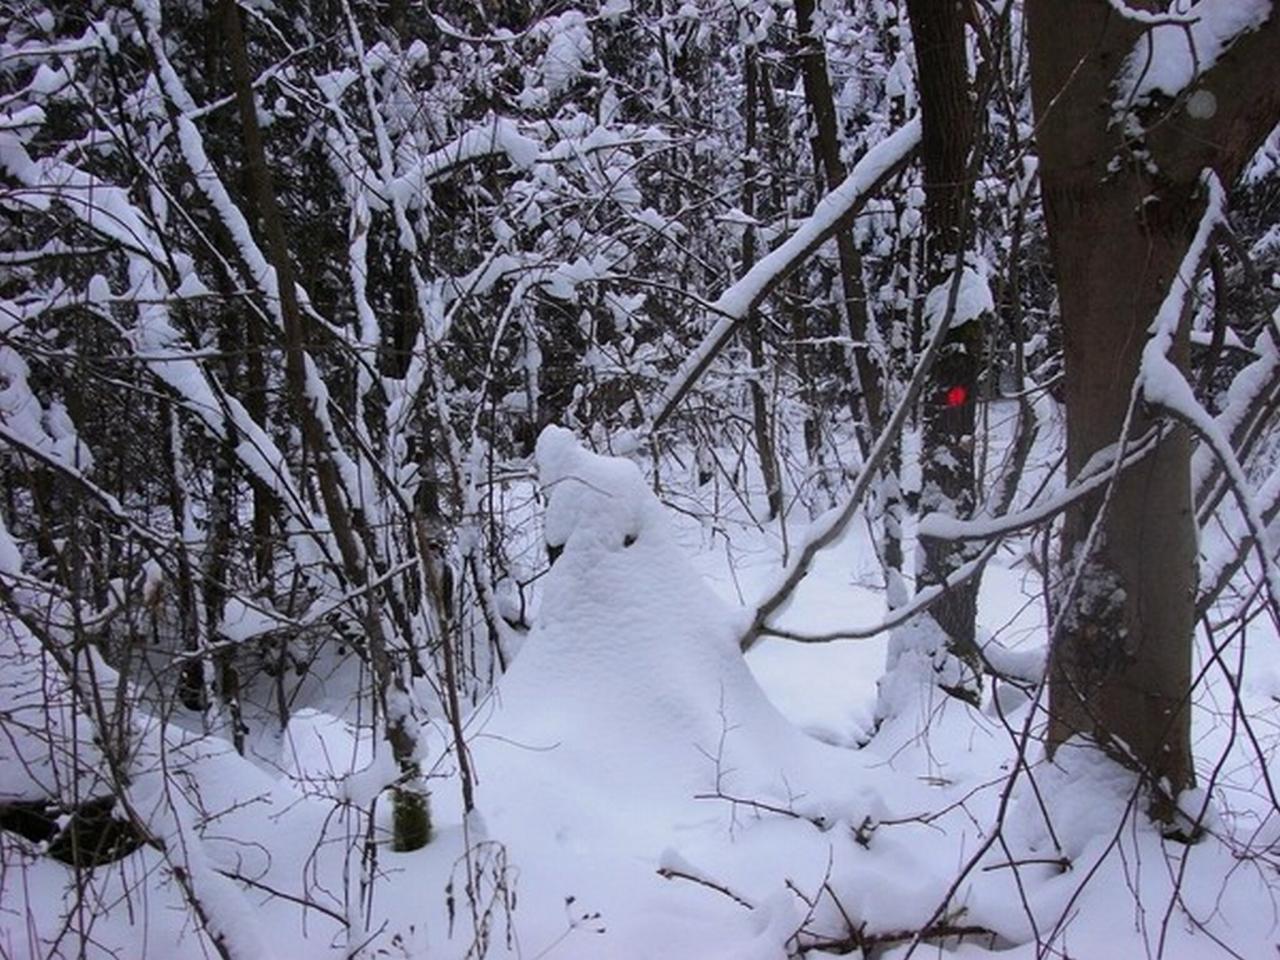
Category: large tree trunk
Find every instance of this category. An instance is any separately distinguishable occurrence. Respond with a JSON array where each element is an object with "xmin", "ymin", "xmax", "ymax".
[
  {"xmin": 1028, "ymin": 0, "xmax": 1280, "ymax": 822},
  {"xmin": 1041, "ymin": 169, "xmax": 1199, "ymax": 815}
]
